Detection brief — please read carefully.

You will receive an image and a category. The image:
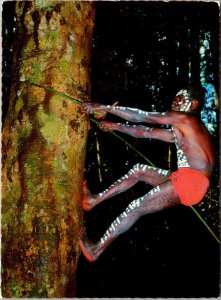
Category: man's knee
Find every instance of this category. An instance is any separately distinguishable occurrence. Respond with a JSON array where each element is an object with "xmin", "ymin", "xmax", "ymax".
[
  {"xmin": 130, "ymin": 163, "xmax": 149, "ymax": 179},
  {"xmin": 132, "ymin": 163, "xmax": 142, "ymax": 171},
  {"xmin": 132, "ymin": 163, "xmax": 152, "ymax": 173},
  {"xmin": 128, "ymin": 164, "xmax": 141, "ymax": 177}
]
